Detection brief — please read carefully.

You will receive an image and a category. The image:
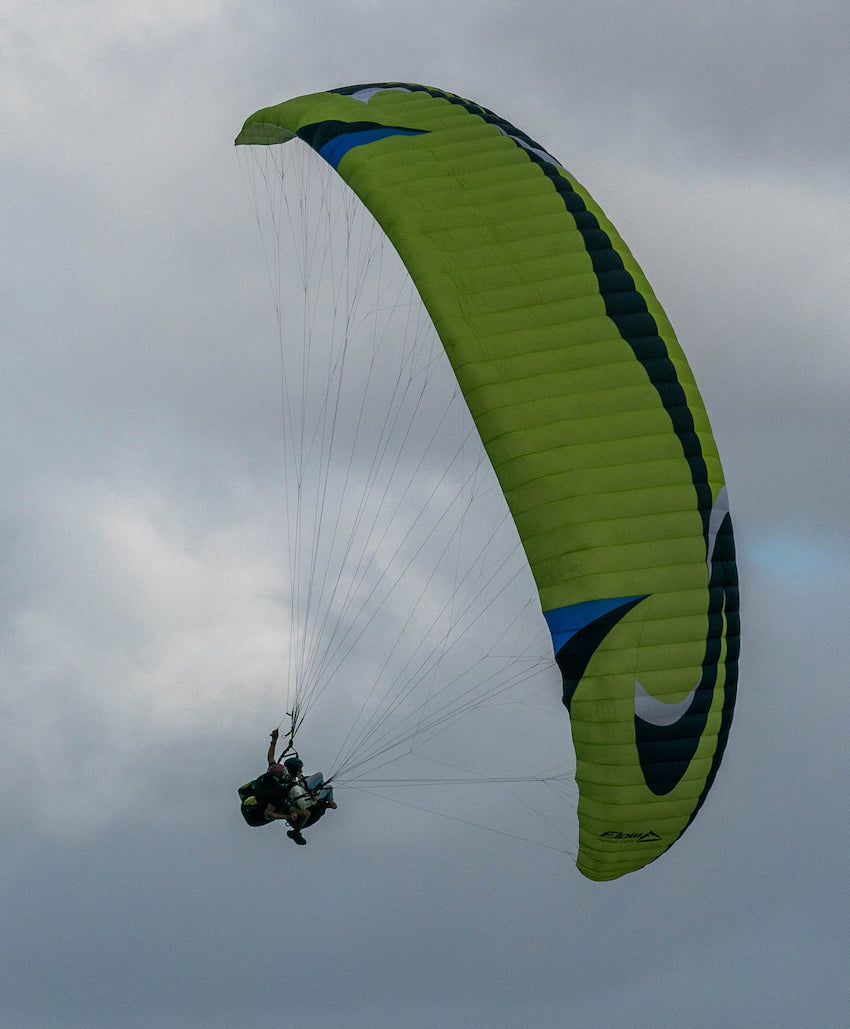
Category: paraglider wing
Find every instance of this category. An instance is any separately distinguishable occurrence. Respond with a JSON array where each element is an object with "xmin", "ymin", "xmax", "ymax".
[{"xmin": 236, "ymin": 83, "xmax": 739, "ymax": 881}]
